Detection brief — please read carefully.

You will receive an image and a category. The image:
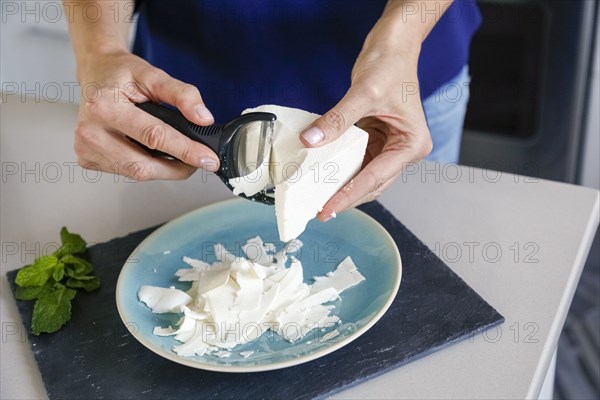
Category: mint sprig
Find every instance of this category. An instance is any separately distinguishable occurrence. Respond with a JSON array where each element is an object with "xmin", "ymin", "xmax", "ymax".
[
  {"xmin": 14, "ymin": 227, "xmax": 100, "ymax": 335},
  {"xmin": 31, "ymin": 284, "xmax": 77, "ymax": 335}
]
